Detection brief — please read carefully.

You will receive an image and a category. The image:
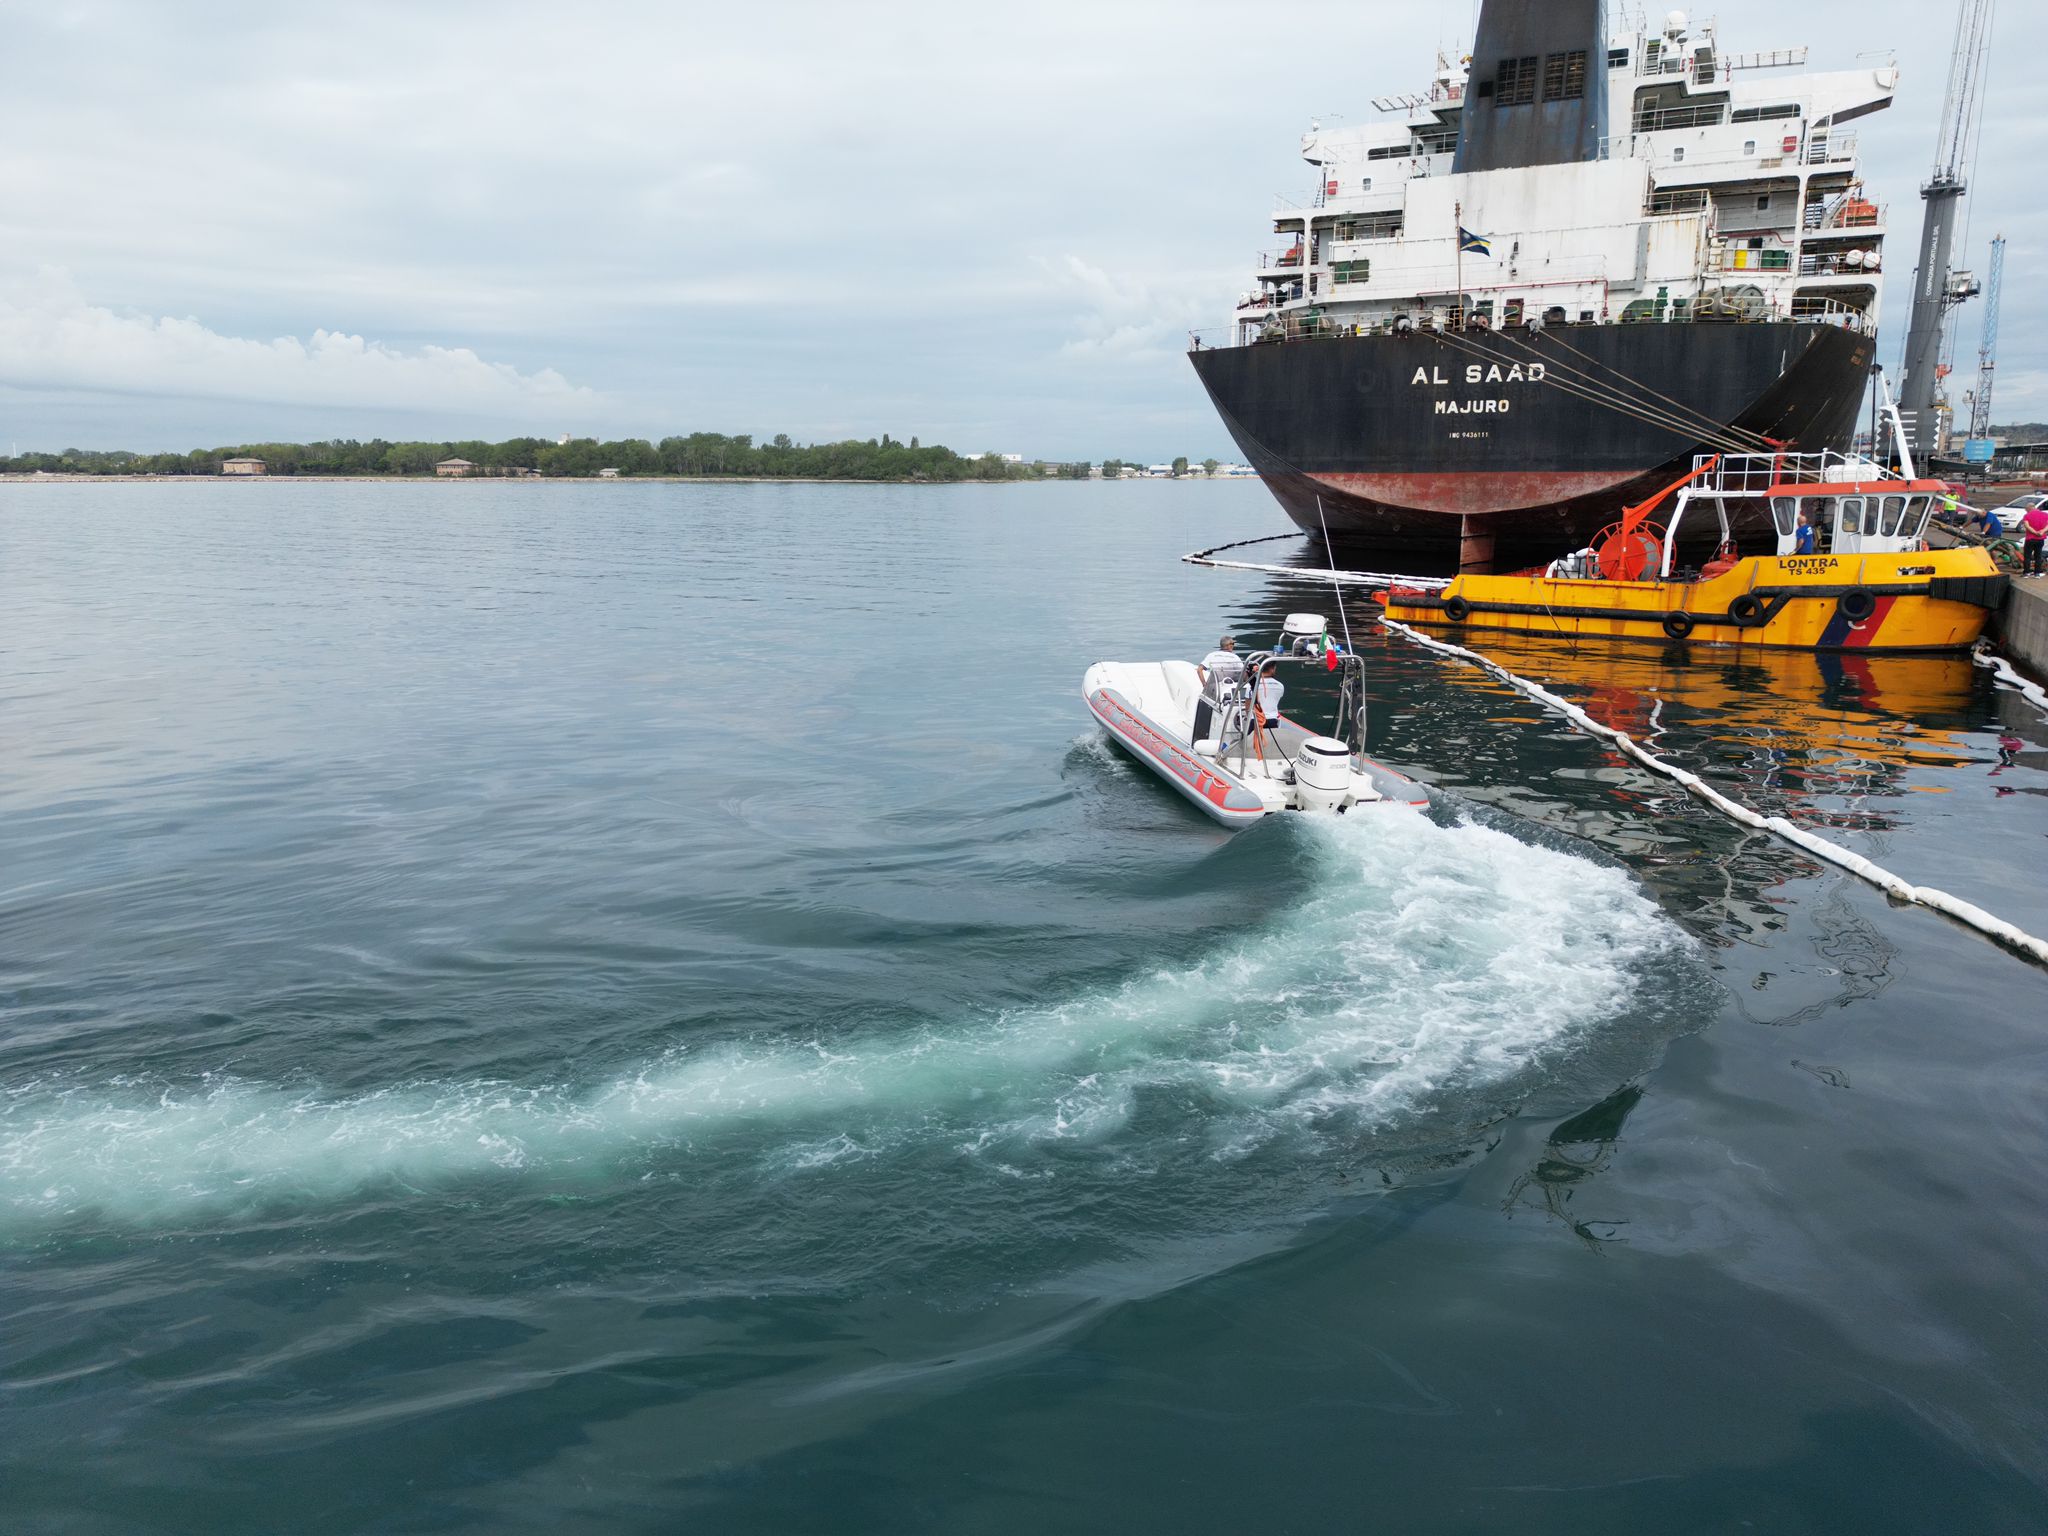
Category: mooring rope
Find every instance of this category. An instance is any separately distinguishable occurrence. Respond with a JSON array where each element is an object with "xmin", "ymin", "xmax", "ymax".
[
  {"xmin": 1183, "ymin": 534, "xmax": 1451, "ymax": 591},
  {"xmin": 1379, "ymin": 615, "xmax": 2048, "ymax": 969}
]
